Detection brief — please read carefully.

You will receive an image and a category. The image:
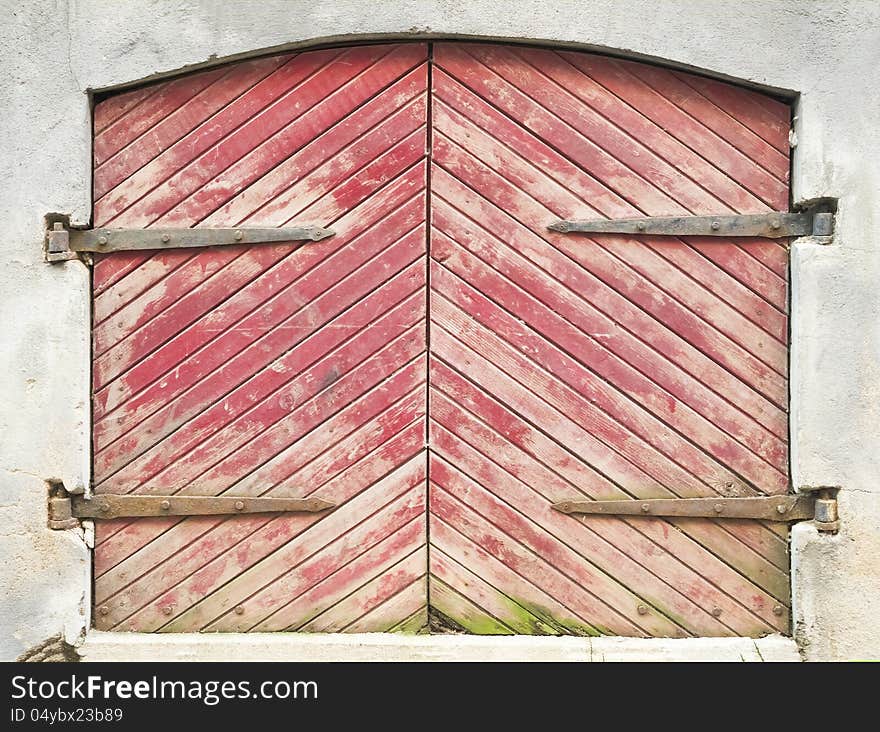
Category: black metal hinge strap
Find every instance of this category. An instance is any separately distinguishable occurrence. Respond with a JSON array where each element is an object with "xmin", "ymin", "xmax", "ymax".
[
  {"xmin": 552, "ymin": 495, "xmax": 815, "ymax": 522},
  {"xmin": 46, "ymin": 224, "xmax": 334, "ymax": 259},
  {"xmin": 69, "ymin": 494, "xmax": 334, "ymax": 520},
  {"xmin": 548, "ymin": 211, "xmax": 834, "ymax": 239}
]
